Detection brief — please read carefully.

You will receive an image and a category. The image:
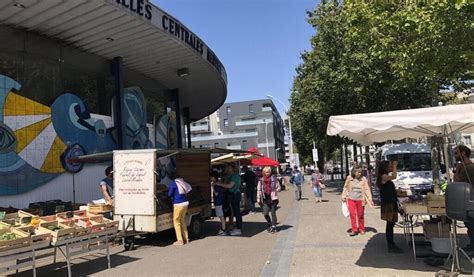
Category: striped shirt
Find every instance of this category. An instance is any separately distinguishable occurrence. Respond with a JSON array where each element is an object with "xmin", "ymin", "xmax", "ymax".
[{"xmin": 349, "ymin": 179, "xmax": 363, "ymax": 200}]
